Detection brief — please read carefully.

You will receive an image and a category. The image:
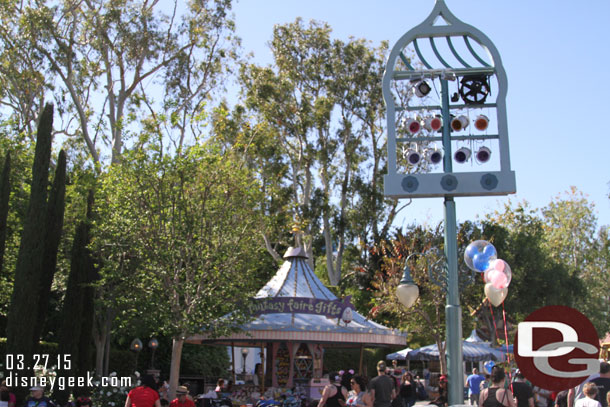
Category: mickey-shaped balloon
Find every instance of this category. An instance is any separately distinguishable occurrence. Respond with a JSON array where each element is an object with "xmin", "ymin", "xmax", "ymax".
[{"xmin": 464, "ymin": 240, "xmax": 497, "ymax": 272}]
